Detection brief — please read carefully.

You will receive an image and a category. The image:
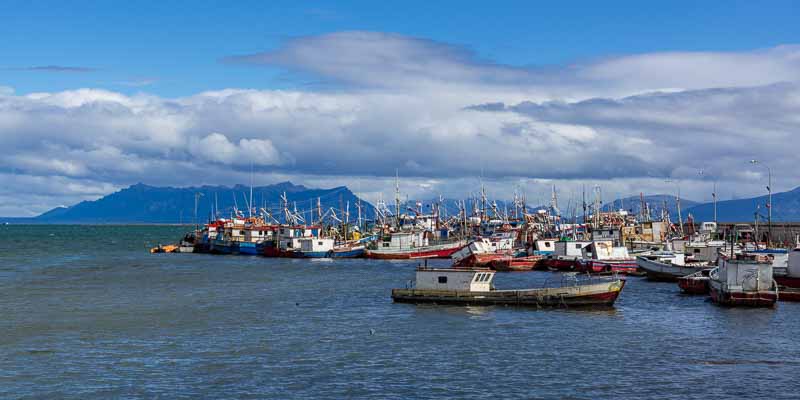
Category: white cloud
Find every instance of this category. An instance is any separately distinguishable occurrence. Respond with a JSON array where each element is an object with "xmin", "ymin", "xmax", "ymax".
[
  {"xmin": 188, "ymin": 133, "xmax": 282, "ymax": 166},
  {"xmin": 2, "ymin": 32, "xmax": 800, "ymax": 215}
]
